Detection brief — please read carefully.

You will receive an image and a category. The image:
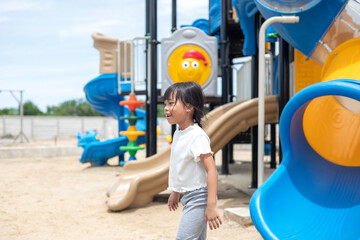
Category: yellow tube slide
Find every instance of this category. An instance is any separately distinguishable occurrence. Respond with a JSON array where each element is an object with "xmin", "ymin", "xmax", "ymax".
[{"xmin": 303, "ymin": 37, "xmax": 360, "ymax": 166}]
